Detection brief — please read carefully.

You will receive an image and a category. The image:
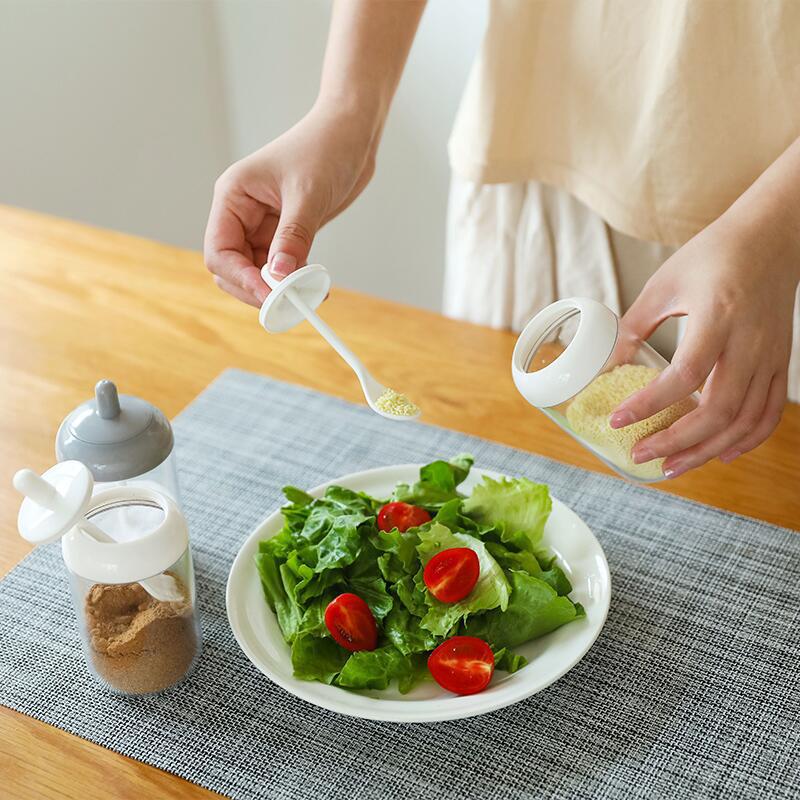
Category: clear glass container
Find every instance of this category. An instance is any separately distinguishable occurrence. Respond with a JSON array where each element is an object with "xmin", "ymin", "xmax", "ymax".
[
  {"xmin": 63, "ymin": 489, "xmax": 201, "ymax": 695},
  {"xmin": 512, "ymin": 298, "xmax": 698, "ymax": 482},
  {"xmin": 94, "ymin": 452, "xmax": 182, "ymax": 505}
]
